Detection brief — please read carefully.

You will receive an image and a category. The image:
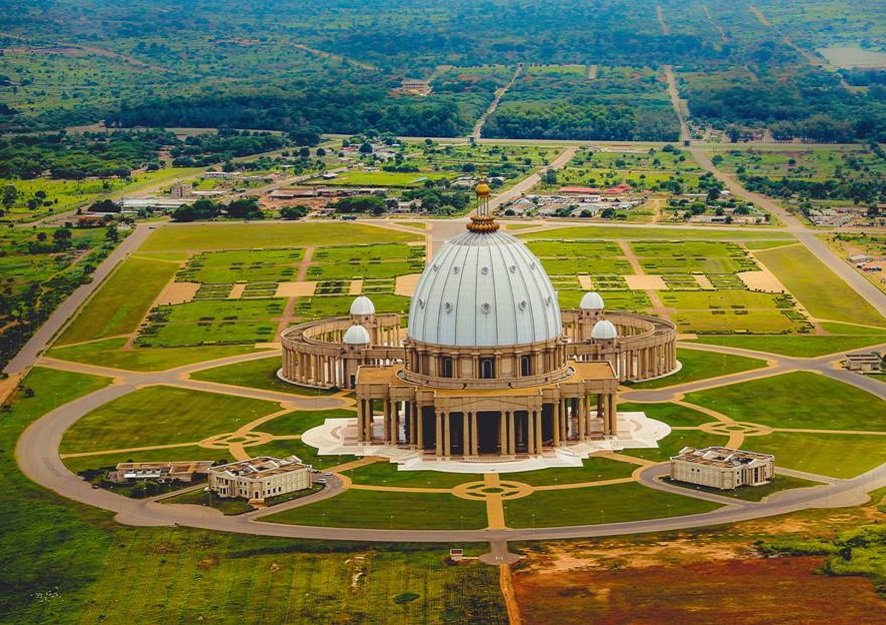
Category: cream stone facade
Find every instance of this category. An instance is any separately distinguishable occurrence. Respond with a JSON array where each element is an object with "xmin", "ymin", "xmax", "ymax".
[
  {"xmin": 670, "ymin": 446, "xmax": 775, "ymax": 490},
  {"xmin": 208, "ymin": 456, "xmax": 311, "ymax": 501},
  {"xmin": 280, "ymin": 183, "xmax": 678, "ymax": 461}
]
